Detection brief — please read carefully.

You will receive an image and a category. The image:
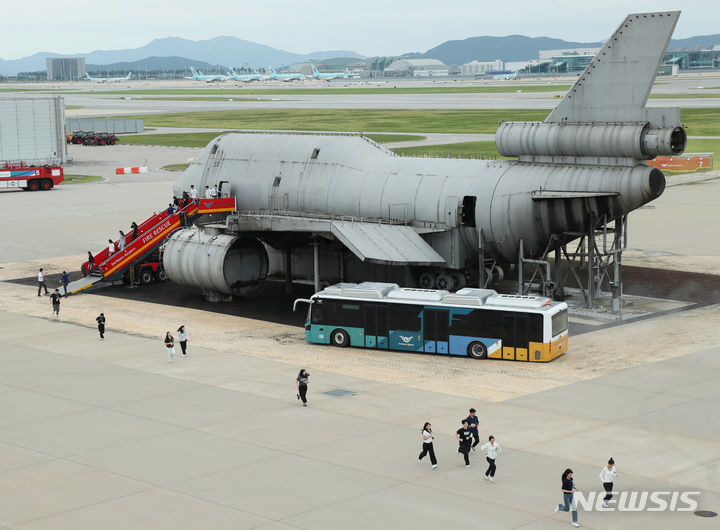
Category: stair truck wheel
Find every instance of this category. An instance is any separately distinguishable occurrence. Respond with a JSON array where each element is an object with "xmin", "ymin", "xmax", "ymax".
[
  {"xmin": 155, "ymin": 267, "xmax": 168, "ymax": 282},
  {"xmin": 330, "ymin": 329, "xmax": 350, "ymax": 348},
  {"xmin": 139, "ymin": 268, "xmax": 154, "ymax": 285}
]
